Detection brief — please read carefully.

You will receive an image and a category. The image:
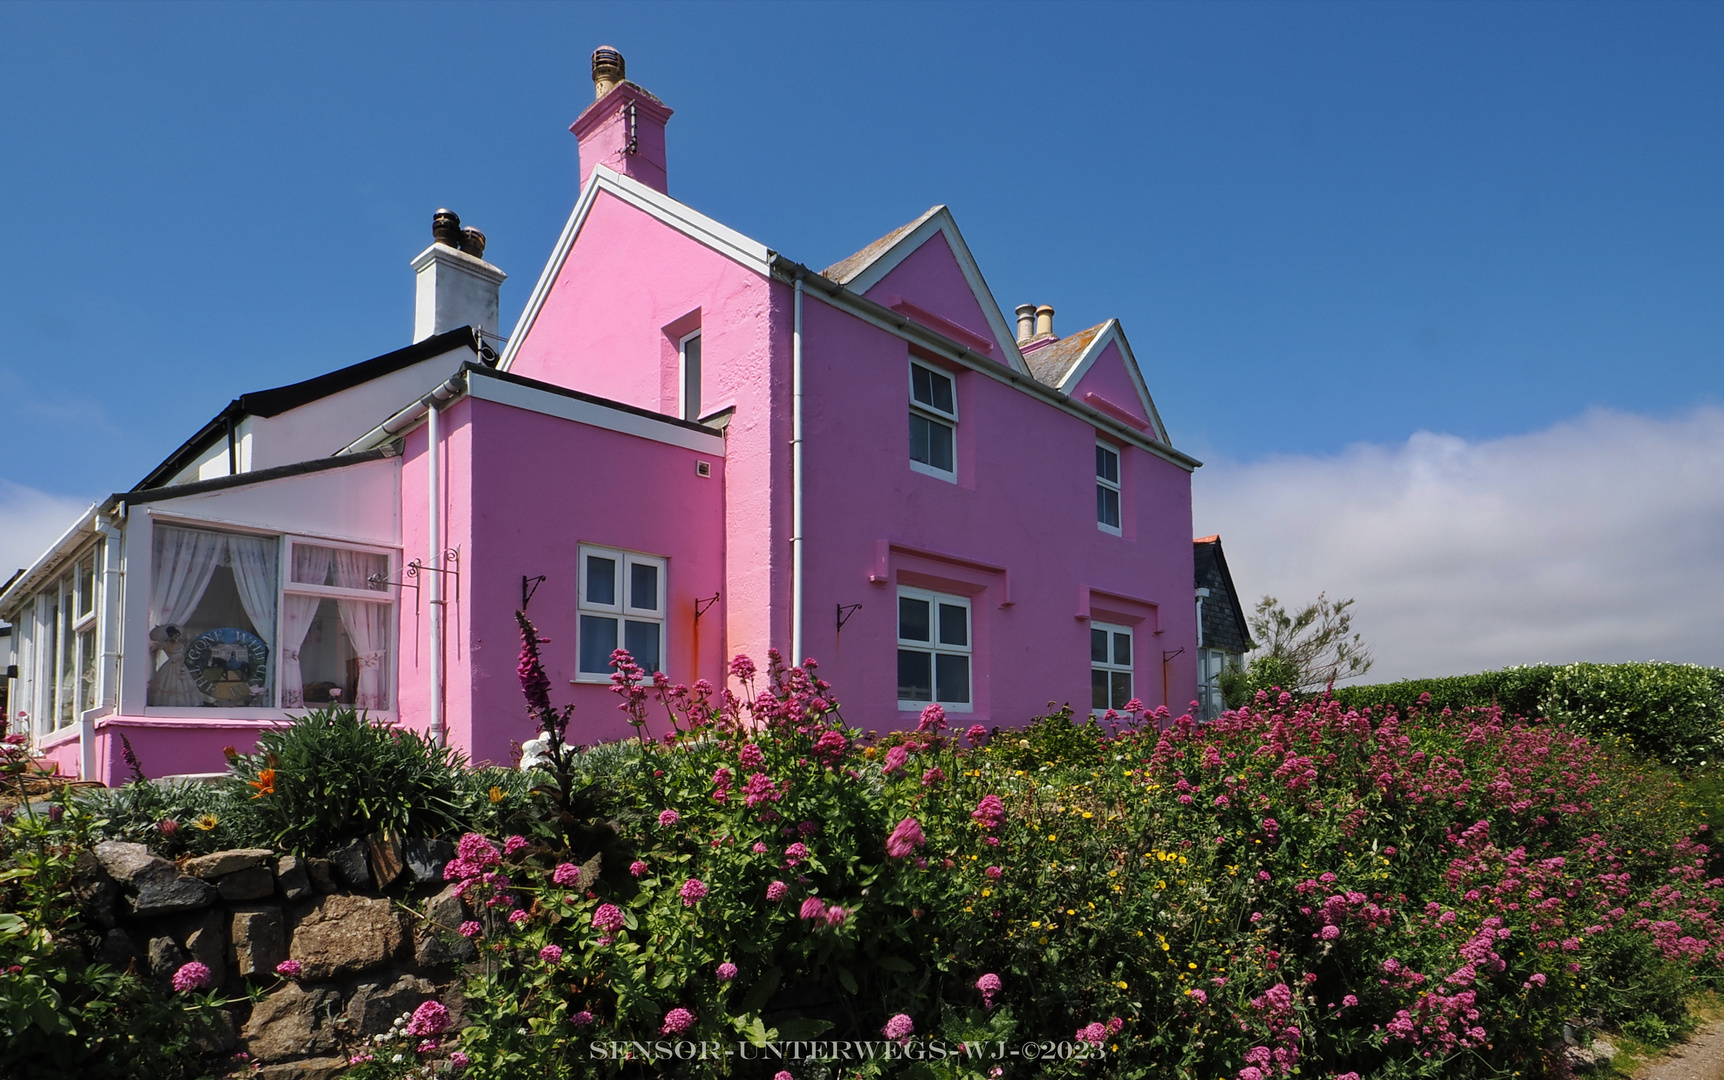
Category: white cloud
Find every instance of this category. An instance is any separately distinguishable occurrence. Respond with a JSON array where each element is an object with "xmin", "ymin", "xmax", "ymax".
[
  {"xmin": 1194, "ymin": 407, "xmax": 1724, "ymax": 682},
  {"xmin": 0, "ymin": 481, "xmax": 96, "ymax": 593}
]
